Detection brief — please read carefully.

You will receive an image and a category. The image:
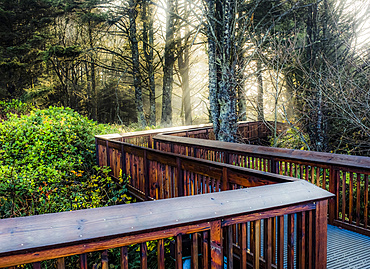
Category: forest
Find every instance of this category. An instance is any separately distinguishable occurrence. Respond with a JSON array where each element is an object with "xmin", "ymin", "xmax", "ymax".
[{"xmin": 0, "ymin": 0, "xmax": 369, "ymax": 155}]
